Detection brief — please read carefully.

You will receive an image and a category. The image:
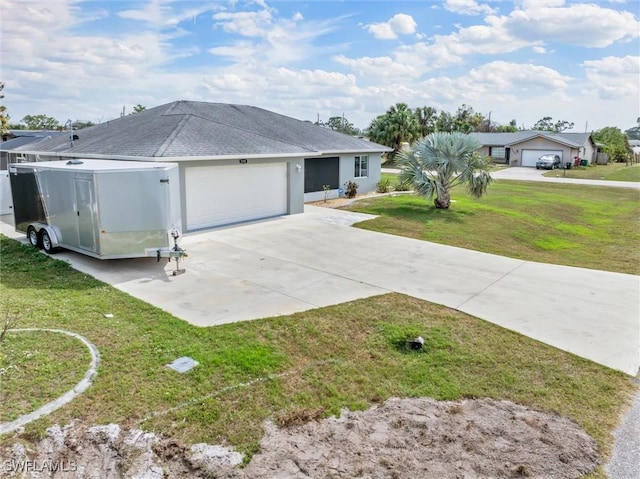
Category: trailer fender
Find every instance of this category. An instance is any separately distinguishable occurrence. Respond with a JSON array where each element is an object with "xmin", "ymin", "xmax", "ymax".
[
  {"xmin": 28, "ymin": 223, "xmax": 61, "ymax": 249},
  {"xmin": 41, "ymin": 225, "xmax": 61, "ymax": 249}
]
